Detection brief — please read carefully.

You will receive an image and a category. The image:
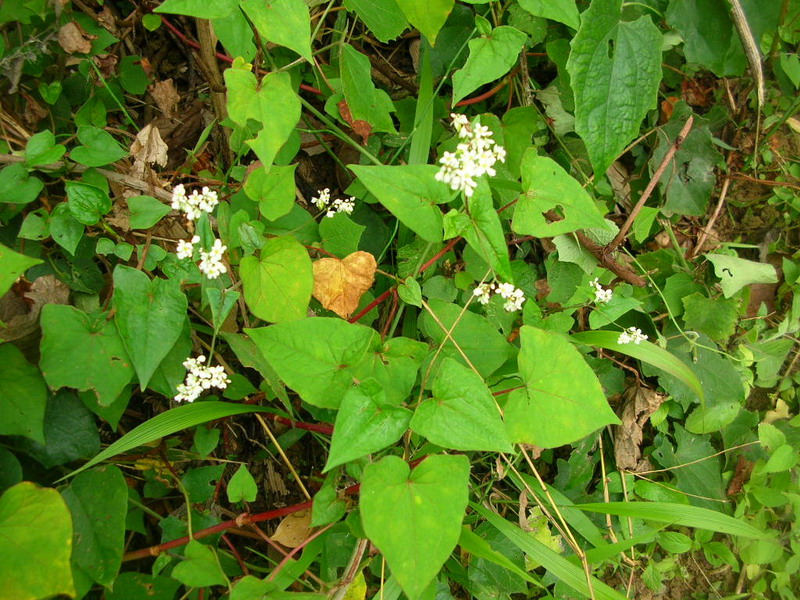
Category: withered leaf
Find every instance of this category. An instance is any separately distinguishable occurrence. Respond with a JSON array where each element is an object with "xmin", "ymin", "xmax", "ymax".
[
  {"xmin": 130, "ymin": 123, "xmax": 169, "ymax": 167},
  {"xmin": 614, "ymin": 386, "xmax": 665, "ymax": 472},
  {"xmin": 271, "ymin": 509, "xmax": 312, "ymax": 548},
  {"xmin": 313, "ymin": 251, "xmax": 377, "ymax": 318},
  {"xmin": 57, "ymin": 21, "xmax": 95, "ymax": 54},
  {"xmin": 149, "ymin": 79, "xmax": 180, "ymax": 117}
]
